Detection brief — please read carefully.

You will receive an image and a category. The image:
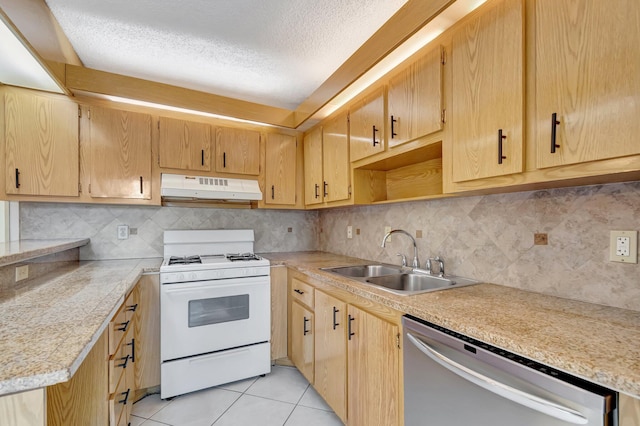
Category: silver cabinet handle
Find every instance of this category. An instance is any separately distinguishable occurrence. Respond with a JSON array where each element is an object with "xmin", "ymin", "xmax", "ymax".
[{"xmin": 406, "ymin": 333, "xmax": 588, "ymax": 425}]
